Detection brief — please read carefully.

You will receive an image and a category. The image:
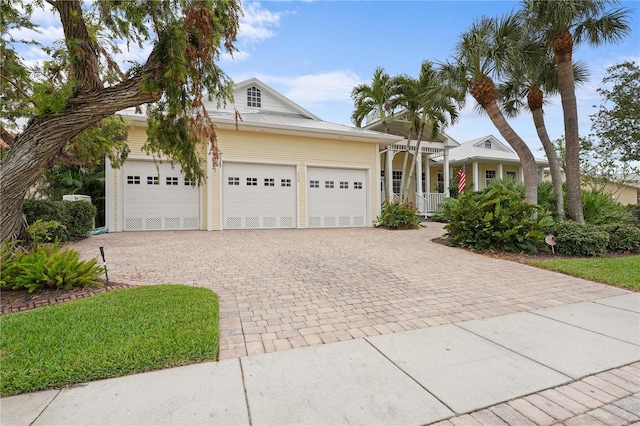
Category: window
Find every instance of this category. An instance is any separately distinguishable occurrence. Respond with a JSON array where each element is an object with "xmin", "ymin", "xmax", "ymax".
[
  {"xmin": 147, "ymin": 176, "xmax": 159, "ymax": 185},
  {"xmin": 354, "ymin": 182, "xmax": 363, "ymax": 189},
  {"xmin": 185, "ymin": 178, "xmax": 195, "ymax": 186},
  {"xmin": 281, "ymin": 179, "xmax": 291, "ymax": 187},
  {"xmin": 340, "ymin": 181, "xmax": 348, "ymax": 189},
  {"xmin": 380, "ymin": 170, "xmax": 385, "ymax": 191},
  {"xmin": 325, "ymin": 180, "xmax": 334, "ymax": 189},
  {"xmin": 246, "ymin": 177, "xmax": 257, "ymax": 186},
  {"xmin": 436, "ymin": 172, "xmax": 444, "ymax": 193},
  {"xmin": 310, "ymin": 180, "xmax": 319, "ymax": 188},
  {"xmin": 264, "ymin": 178, "xmax": 275, "ymax": 187},
  {"xmin": 506, "ymin": 171, "xmax": 517, "ymax": 181},
  {"xmin": 247, "ymin": 87, "xmax": 261, "ymax": 108},
  {"xmin": 127, "ymin": 175, "xmax": 140, "ymax": 185},
  {"xmin": 166, "ymin": 177, "xmax": 178, "ymax": 186},
  {"xmin": 484, "ymin": 140, "xmax": 492, "ymax": 149},
  {"xmin": 392, "ymin": 170, "xmax": 403, "ymax": 195},
  {"xmin": 485, "ymin": 170, "xmax": 496, "ymax": 187},
  {"xmin": 228, "ymin": 177, "xmax": 239, "ymax": 186}
]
